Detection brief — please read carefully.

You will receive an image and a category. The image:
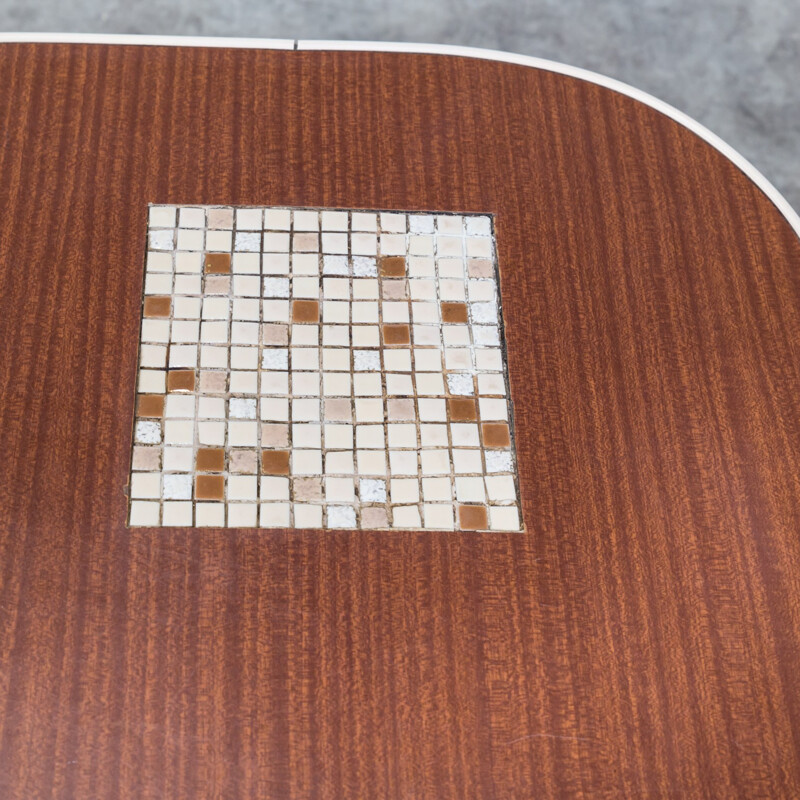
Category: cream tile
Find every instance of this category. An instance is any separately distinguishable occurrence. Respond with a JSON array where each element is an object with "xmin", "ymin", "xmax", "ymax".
[
  {"xmin": 324, "ymin": 423, "xmax": 353, "ymax": 449},
  {"xmin": 144, "ymin": 273, "xmax": 172, "ymax": 295},
  {"xmin": 323, "ymin": 372, "xmax": 351, "ymax": 396},
  {"xmin": 353, "ymin": 373, "xmax": 382, "ymax": 396},
  {"xmin": 129, "ymin": 500, "xmax": 160, "ymax": 526},
  {"xmin": 149, "ymin": 205, "xmax": 177, "ymax": 228},
  {"xmin": 294, "ymin": 504, "xmax": 323, "ymax": 527},
  {"xmin": 195, "ymin": 503, "xmax": 225, "ymax": 527},
  {"xmin": 485, "ymin": 475, "xmax": 517, "ymax": 502},
  {"xmin": 264, "ymin": 208, "xmax": 291, "ymax": 230},
  {"xmin": 420, "ymin": 449, "xmax": 450, "ymax": 475},
  {"xmin": 163, "ymin": 501, "xmax": 192, "ymax": 526},
  {"xmin": 452, "ymin": 449, "xmax": 483, "ymax": 474},
  {"xmin": 358, "ymin": 450, "xmax": 387, "ymax": 475},
  {"xmin": 261, "ymin": 476, "xmax": 290, "ymax": 501},
  {"xmin": 352, "ymin": 212, "xmax": 377, "ymax": 231},
  {"xmin": 259, "ymin": 372, "xmax": 289, "ymax": 395},
  {"xmin": 163, "ymin": 446, "xmax": 192, "ymax": 472},
  {"xmin": 392, "ymin": 505, "xmax": 421, "ymax": 528},
  {"xmin": 292, "ymin": 210, "xmax": 319, "ymax": 231},
  {"xmin": 489, "ymin": 506, "xmax": 520, "ymax": 531},
  {"xmin": 130, "ymin": 472, "xmax": 161, "ymax": 499},
  {"xmin": 423, "ymin": 503, "xmax": 454, "ymax": 529},
  {"xmin": 228, "ymin": 503, "xmax": 258, "ymax": 527},
  {"xmin": 237, "ymin": 208, "xmax": 263, "ymax": 230},
  {"xmin": 293, "ymin": 449, "xmax": 323, "ymax": 475},
  {"xmin": 259, "ymin": 503, "xmax": 291, "ymax": 527},
  {"xmin": 321, "ymin": 210, "xmax": 348, "ymax": 230},
  {"xmin": 456, "ymin": 476, "xmax": 486, "ymax": 503},
  {"xmin": 325, "ymin": 451, "xmax": 355, "ymax": 474},
  {"xmin": 385, "ymin": 374, "xmax": 414, "ymax": 395},
  {"xmin": 389, "ymin": 450, "xmax": 418, "ymax": 475},
  {"xmin": 355, "ymin": 425, "xmax": 384, "ymax": 449},
  {"xmin": 229, "ymin": 475, "xmax": 258, "ymax": 501},
  {"xmin": 174, "ymin": 274, "xmax": 202, "ymax": 294},
  {"xmin": 420, "ymin": 424, "xmax": 448, "ymax": 448},
  {"xmin": 354, "ymin": 398, "xmax": 383, "ymax": 422},
  {"xmin": 422, "ymin": 477, "xmax": 451, "ymax": 502}
]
